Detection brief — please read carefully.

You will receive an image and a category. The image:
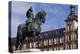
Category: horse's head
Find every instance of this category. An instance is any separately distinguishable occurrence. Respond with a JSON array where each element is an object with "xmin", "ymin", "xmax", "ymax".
[
  {"xmin": 35, "ymin": 10, "xmax": 46, "ymax": 24},
  {"xmin": 40, "ymin": 10, "xmax": 46, "ymax": 23}
]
